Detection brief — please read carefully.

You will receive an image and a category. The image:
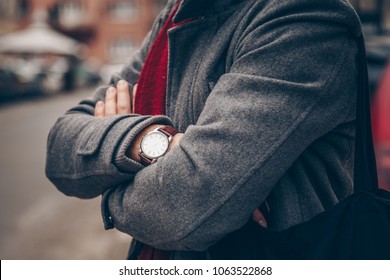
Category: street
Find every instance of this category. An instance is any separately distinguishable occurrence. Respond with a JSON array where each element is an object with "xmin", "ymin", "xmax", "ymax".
[{"xmin": 0, "ymin": 88, "xmax": 132, "ymax": 260}]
